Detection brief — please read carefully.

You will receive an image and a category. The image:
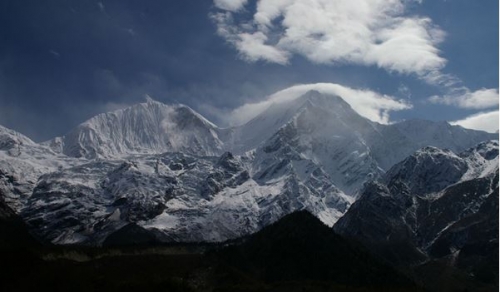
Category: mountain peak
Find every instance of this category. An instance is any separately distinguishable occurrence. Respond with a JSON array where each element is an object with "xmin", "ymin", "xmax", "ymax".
[
  {"xmin": 299, "ymin": 90, "xmax": 351, "ymax": 109},
  {"xmin": 385, "ymin": 145, "xmax": 470, "ymax": 196},
  {"xmin": 229, "ymin": 91, "xmax": 362, "ymax": 153},
  {"xmin": 143, "ymin": 94, "xmax": 157, "ymax": 104},
  {"xmin": 415, "ymin": 145, "xmax": 454, "ymax": 156},
  {"xmin": 47, "ymin": 98, "xmax": 224, "ymax": 159},
  {"xmin": 0, "ymin": 124, "xmax": 36, "ymax": 151}
]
